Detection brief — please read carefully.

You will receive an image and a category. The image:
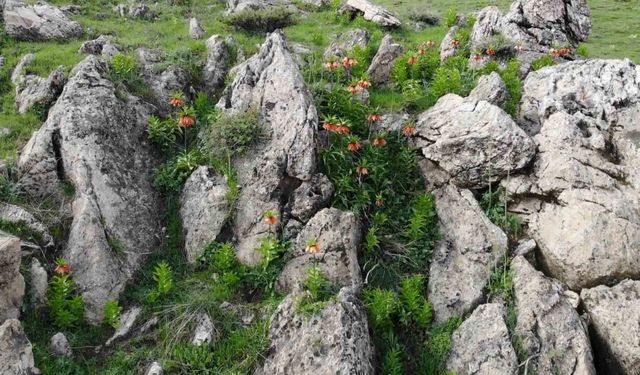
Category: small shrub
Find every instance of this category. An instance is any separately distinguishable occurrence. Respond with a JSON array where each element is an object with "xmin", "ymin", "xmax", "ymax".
[
  {"xmin": 531, "ymin": 54, "xmax": 555, "ymax": 71},
  {"xmin": 381, "ymin": 339, "xmax": 405, "ymax": 375},
  {"xmin": 399, "ymin": 275, "xmax": 433, "ymax": 329},
  {"xmin": 420, "ymin": 316, "xmax": 462, "ymax": 374},
  {"xmin": 363, "ymin": 288, "xmax": 397, "ymax": 330},
  {"xmin": 224, "ymin": 7, "xmax": 297, "ymax": 32},
  {"xmin": 153, "ymin": 149, "xmax": 204, "ymax": 193},
  {"xmin": 296, "ymin": 267, "xmax": 337, "ymax": 315},
  {"xmin": 148, "ymin": 115, "xmax": 182, "ymax": 152},
  {"xmin": 47, "ymin": 259, "xmax": 84, "ymax": 329},
  {"xmin": 444, "ymin": 9, "xmax": 457, "ymax": 28},
  {"xmin": 498, "ymin": 60, "xmax": 522, "ymax": 117},
  {"xmin": 148, "ymin": 261, "xmax": 173, "ymax": 302},
  {"xmin": 200, "ymin": 108, "xmax": 261, "ymax": 161},
  {"xmin": 245, "ymin": 236, "xmax": 289, "ymax": 296},
  {"xmin": 103, "ymin": 300, "xmax": 122, "ymax": 329},
  {"xmin": 576, "ymin": 44, "xmax": 589, "ymax": 57}
]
